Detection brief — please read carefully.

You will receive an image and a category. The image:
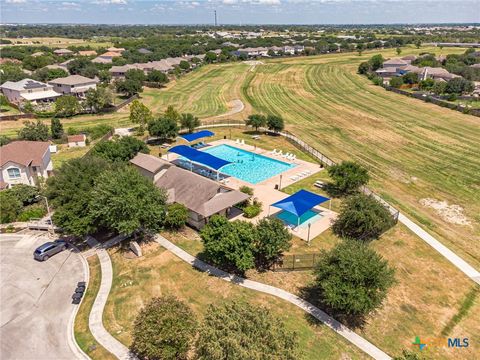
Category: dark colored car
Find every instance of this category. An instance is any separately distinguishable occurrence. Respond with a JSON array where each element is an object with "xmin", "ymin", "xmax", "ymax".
[{"xmin": 33, "ymin": 240, "xmax": 68, "ymax": 261}]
